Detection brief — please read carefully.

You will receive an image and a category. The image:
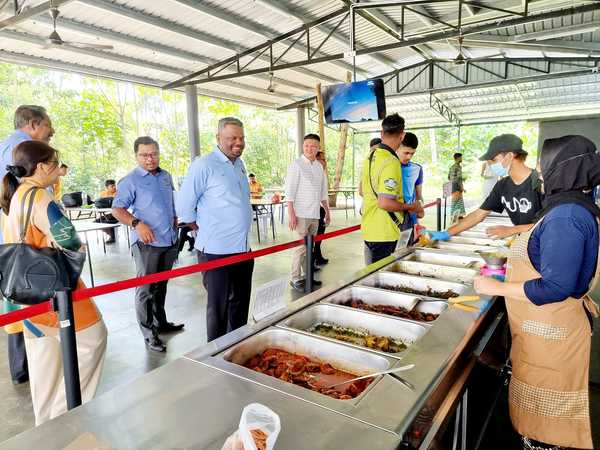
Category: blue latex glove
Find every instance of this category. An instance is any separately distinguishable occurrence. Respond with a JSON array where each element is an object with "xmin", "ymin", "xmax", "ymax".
[{"xmin": 425, "ymin": 230, "xmax": 451, "ymax": 241}]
